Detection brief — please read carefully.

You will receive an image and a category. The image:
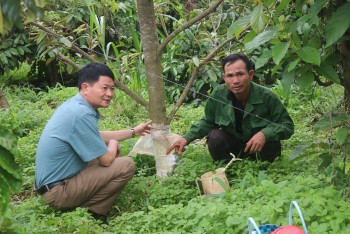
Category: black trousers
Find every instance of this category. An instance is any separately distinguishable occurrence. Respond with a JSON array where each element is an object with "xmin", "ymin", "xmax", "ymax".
[{"xmin": 206, "ymin": 129, "xmax": 281, "ymax": 162}]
